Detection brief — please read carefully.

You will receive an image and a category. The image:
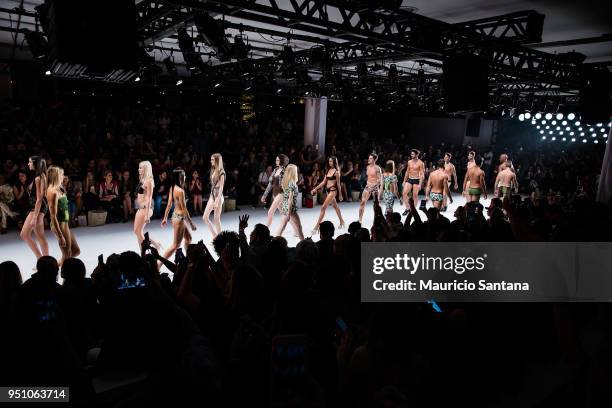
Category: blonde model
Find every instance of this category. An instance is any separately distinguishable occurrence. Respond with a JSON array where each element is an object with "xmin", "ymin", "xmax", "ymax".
[
  {"xmin": 276, "ymin": 164, "xmax": 304, "ymax": 240},
  {"xmin": 134, "ymin": 161, "xmax": 161, "ymax": 250},
  {"xmin": 46, "ymin": 166, "xmax": 80, "ymax": 266},
  {"xmin": 203, "ymin": 153, "xmax": 225, "ymax": 238}
]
